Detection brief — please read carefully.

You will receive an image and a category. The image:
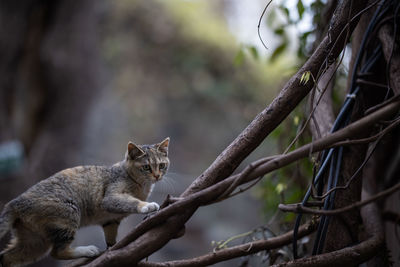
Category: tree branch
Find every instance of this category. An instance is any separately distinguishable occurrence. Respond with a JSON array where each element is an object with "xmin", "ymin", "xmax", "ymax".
[
  {"xmin": 137, "ymin": 222, "xmax": 318, "ymax": 267},
  {"xmin": 330, "ymin": 116, "xmax": 400, "ymax": 147},
  {"xmin": 270, "ymin": 159, "xmax": 385, "ymax": 267},
  {"xmin": 278, "ymin": 181, "xmax": 400, "ymax": 215}
]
